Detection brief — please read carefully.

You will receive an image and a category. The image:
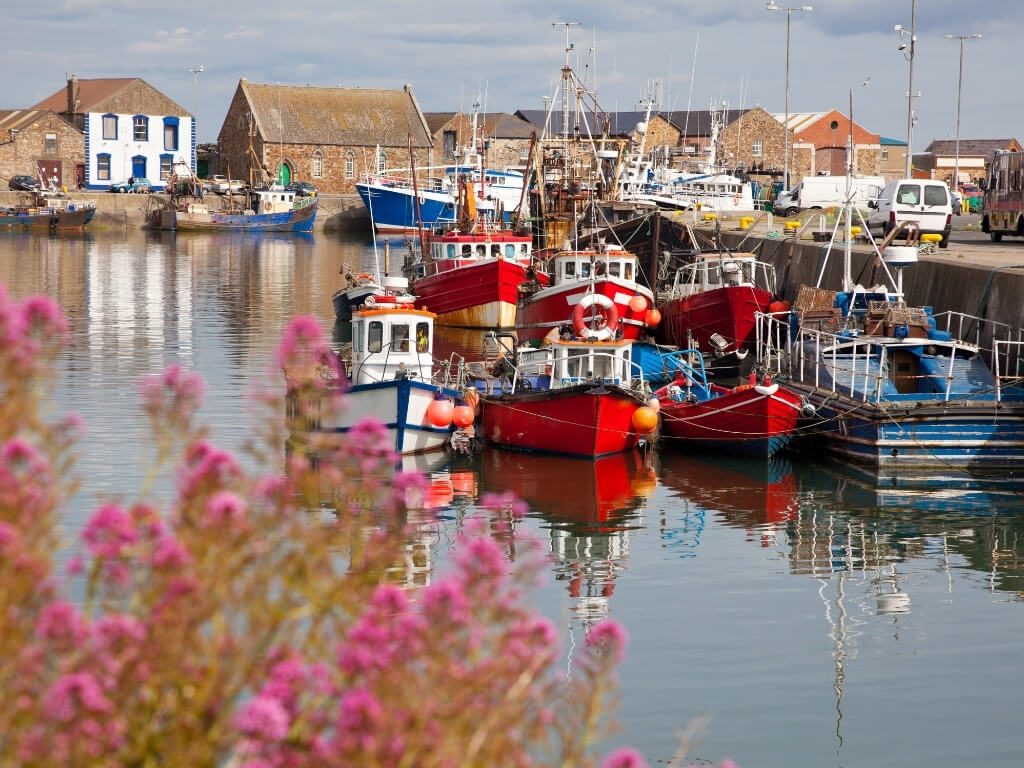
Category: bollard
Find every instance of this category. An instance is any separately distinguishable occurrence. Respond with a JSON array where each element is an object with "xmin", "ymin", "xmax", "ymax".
[
  {"xmin": 740, "ymin": 216, "xmax": 754, "ymax": 229},
  {"xmin": 920, "ymin": 233, "xmax": 943, "ymax": 243},
  {"xmin": 703, "ymin": 213, "xmax": 717, "ymax": 221},
  {"xmin": 784, "ymin": 220, "xmax": 800, "ymax": 231}
]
